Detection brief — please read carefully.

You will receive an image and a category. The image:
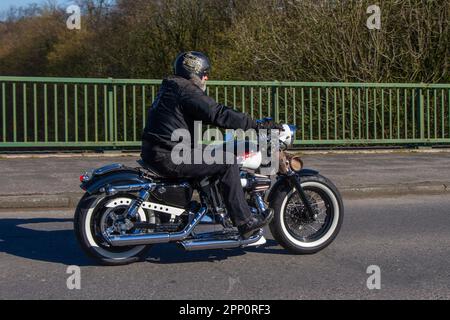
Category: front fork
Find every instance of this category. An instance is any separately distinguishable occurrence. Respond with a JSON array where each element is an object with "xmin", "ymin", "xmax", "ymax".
[{"xmin": 286, "ymin": 171, "xmax": 317, "ymax": 221}]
